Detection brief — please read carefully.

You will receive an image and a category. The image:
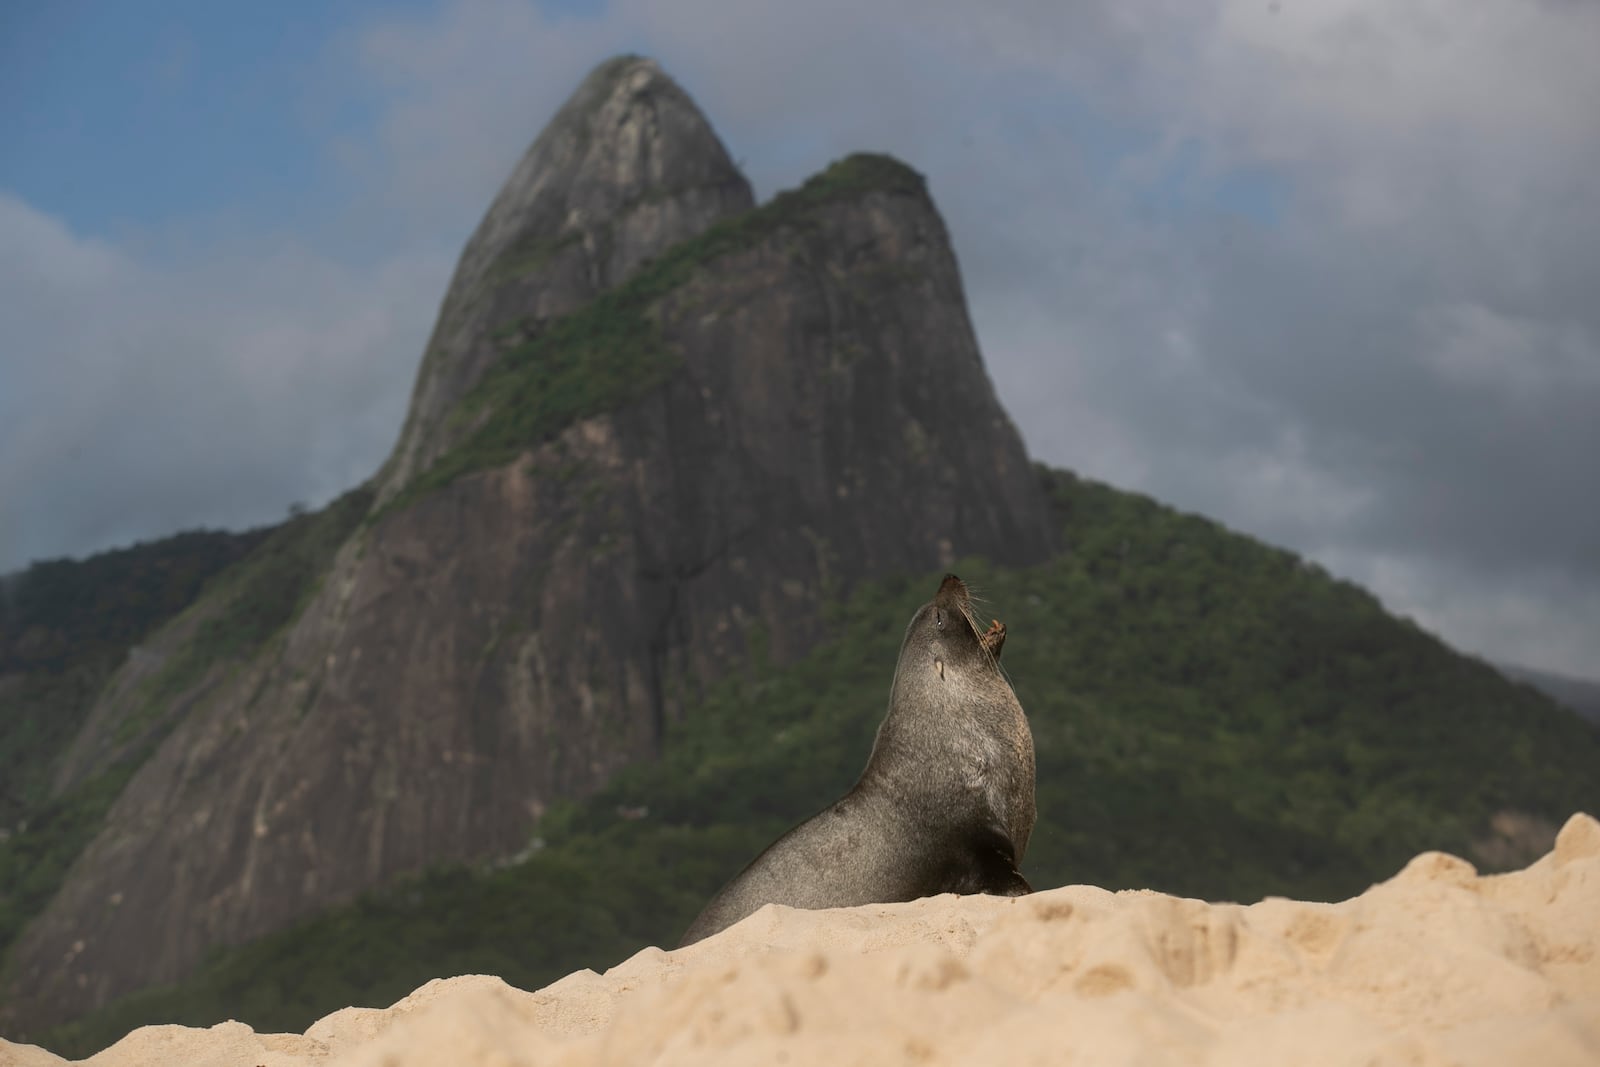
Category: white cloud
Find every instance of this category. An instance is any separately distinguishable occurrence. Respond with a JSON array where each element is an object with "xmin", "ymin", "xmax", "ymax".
[
  {"xmin": 1317, "ymin": 544, "xmax": 1600, "ymax": 679},
  {"xmin": 1418, "ymin": 302, "xmax": 1600, "ymax": 397},
  {"xmin": 0, "ymin": 192, "xmax": 450, "ymax": 570}
]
